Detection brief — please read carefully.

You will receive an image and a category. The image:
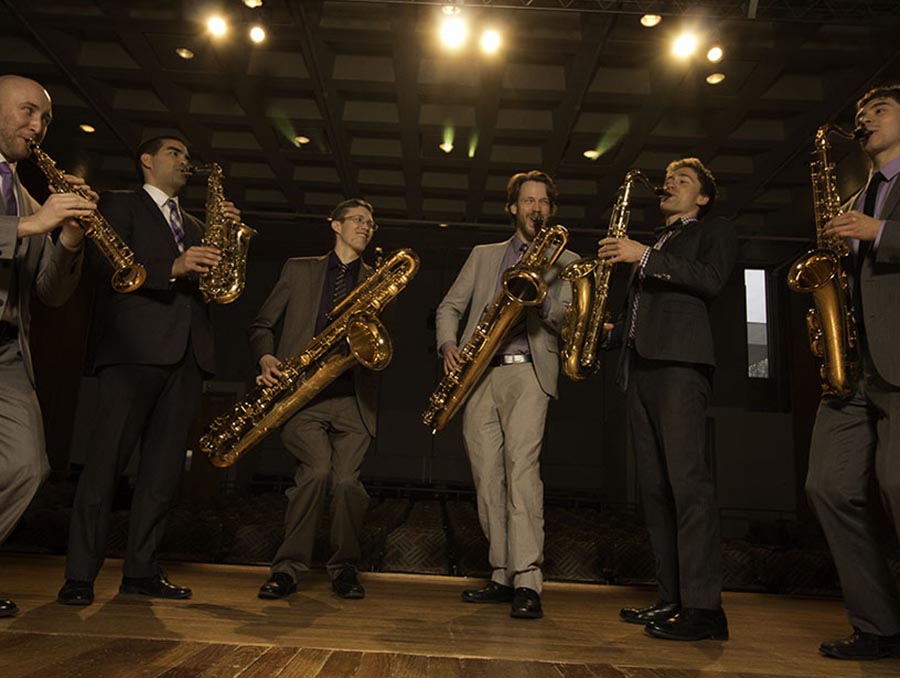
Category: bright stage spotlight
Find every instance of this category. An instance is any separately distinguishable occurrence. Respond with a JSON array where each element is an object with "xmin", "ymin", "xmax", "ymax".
[
  {"xmin": 640, "ymin": 14, "xmax": 662, "ymax": 28},
  {"xmin": 707, "ymin": 46, "xmax": 724, "ymax": 63},
  {"xmin": 673, "ymin": 33, "xmax": 698, "ymax": 59},
  {"xmin": 440, "ymin": 17, "xmax": 467, "ymax": 50},
  {"xmin": 481, "ymin": 30, "xmax": 501, "ymax": 54},
  {"xmin": 207, "ymin": 16, "xmax": 228, "ymax": 38},
  {"xmin": 249, "ymin": 25, "xmax": 266, "ymax": 43}
]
